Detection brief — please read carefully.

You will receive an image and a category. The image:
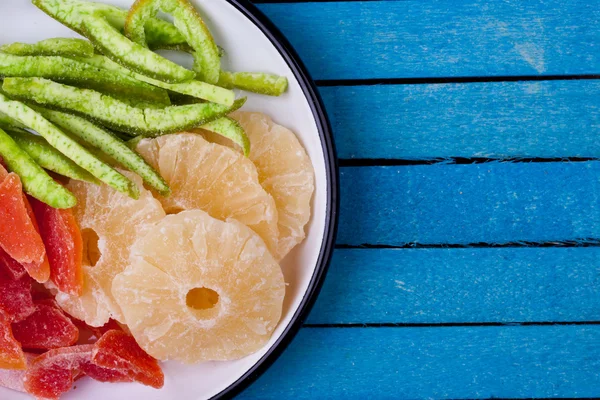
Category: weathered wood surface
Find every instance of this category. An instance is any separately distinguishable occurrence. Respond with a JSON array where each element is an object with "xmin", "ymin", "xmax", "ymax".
[
  {"xmin": 322, "ymin": 81, "xmax": 600, "ymax": 160},
  {"xmin": 245, "ymin": 1, "xmax": 600, "ymax": 399},
  {"xmin": 257, "ymin": 1, "xmax": 600, "ymax": 80}
]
